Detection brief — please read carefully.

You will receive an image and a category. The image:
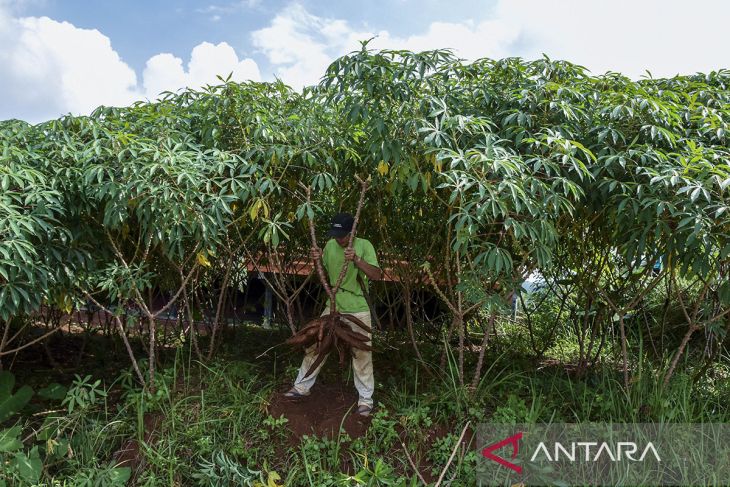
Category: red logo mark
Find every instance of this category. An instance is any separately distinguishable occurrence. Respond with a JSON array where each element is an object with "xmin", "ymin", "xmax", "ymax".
[{"xmin": 481, "ymin": 431, "xmax": 523, "ymax": 474}]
